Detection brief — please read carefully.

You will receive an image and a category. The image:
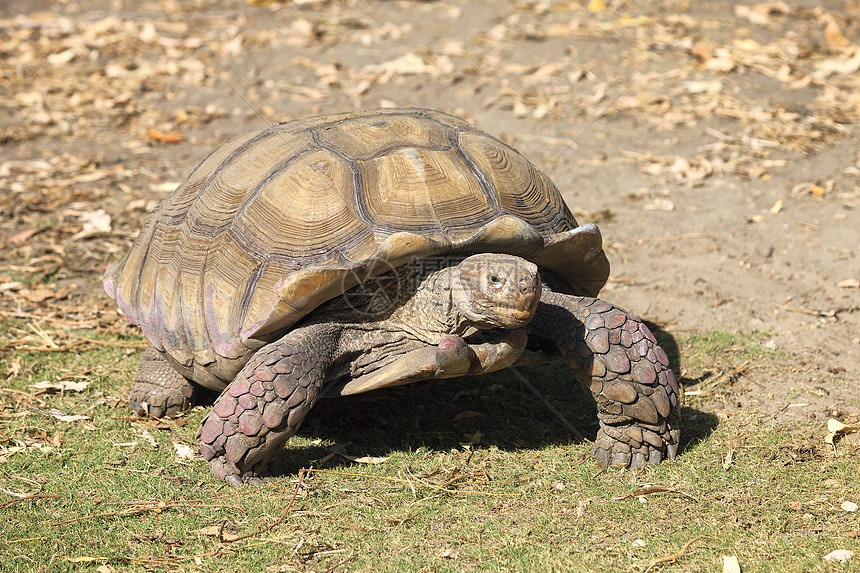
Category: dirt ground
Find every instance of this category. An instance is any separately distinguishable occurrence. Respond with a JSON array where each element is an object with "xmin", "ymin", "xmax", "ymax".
[{"xmin": 1, "ymin": 0, "xmax": 858, "ymax": 428}]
